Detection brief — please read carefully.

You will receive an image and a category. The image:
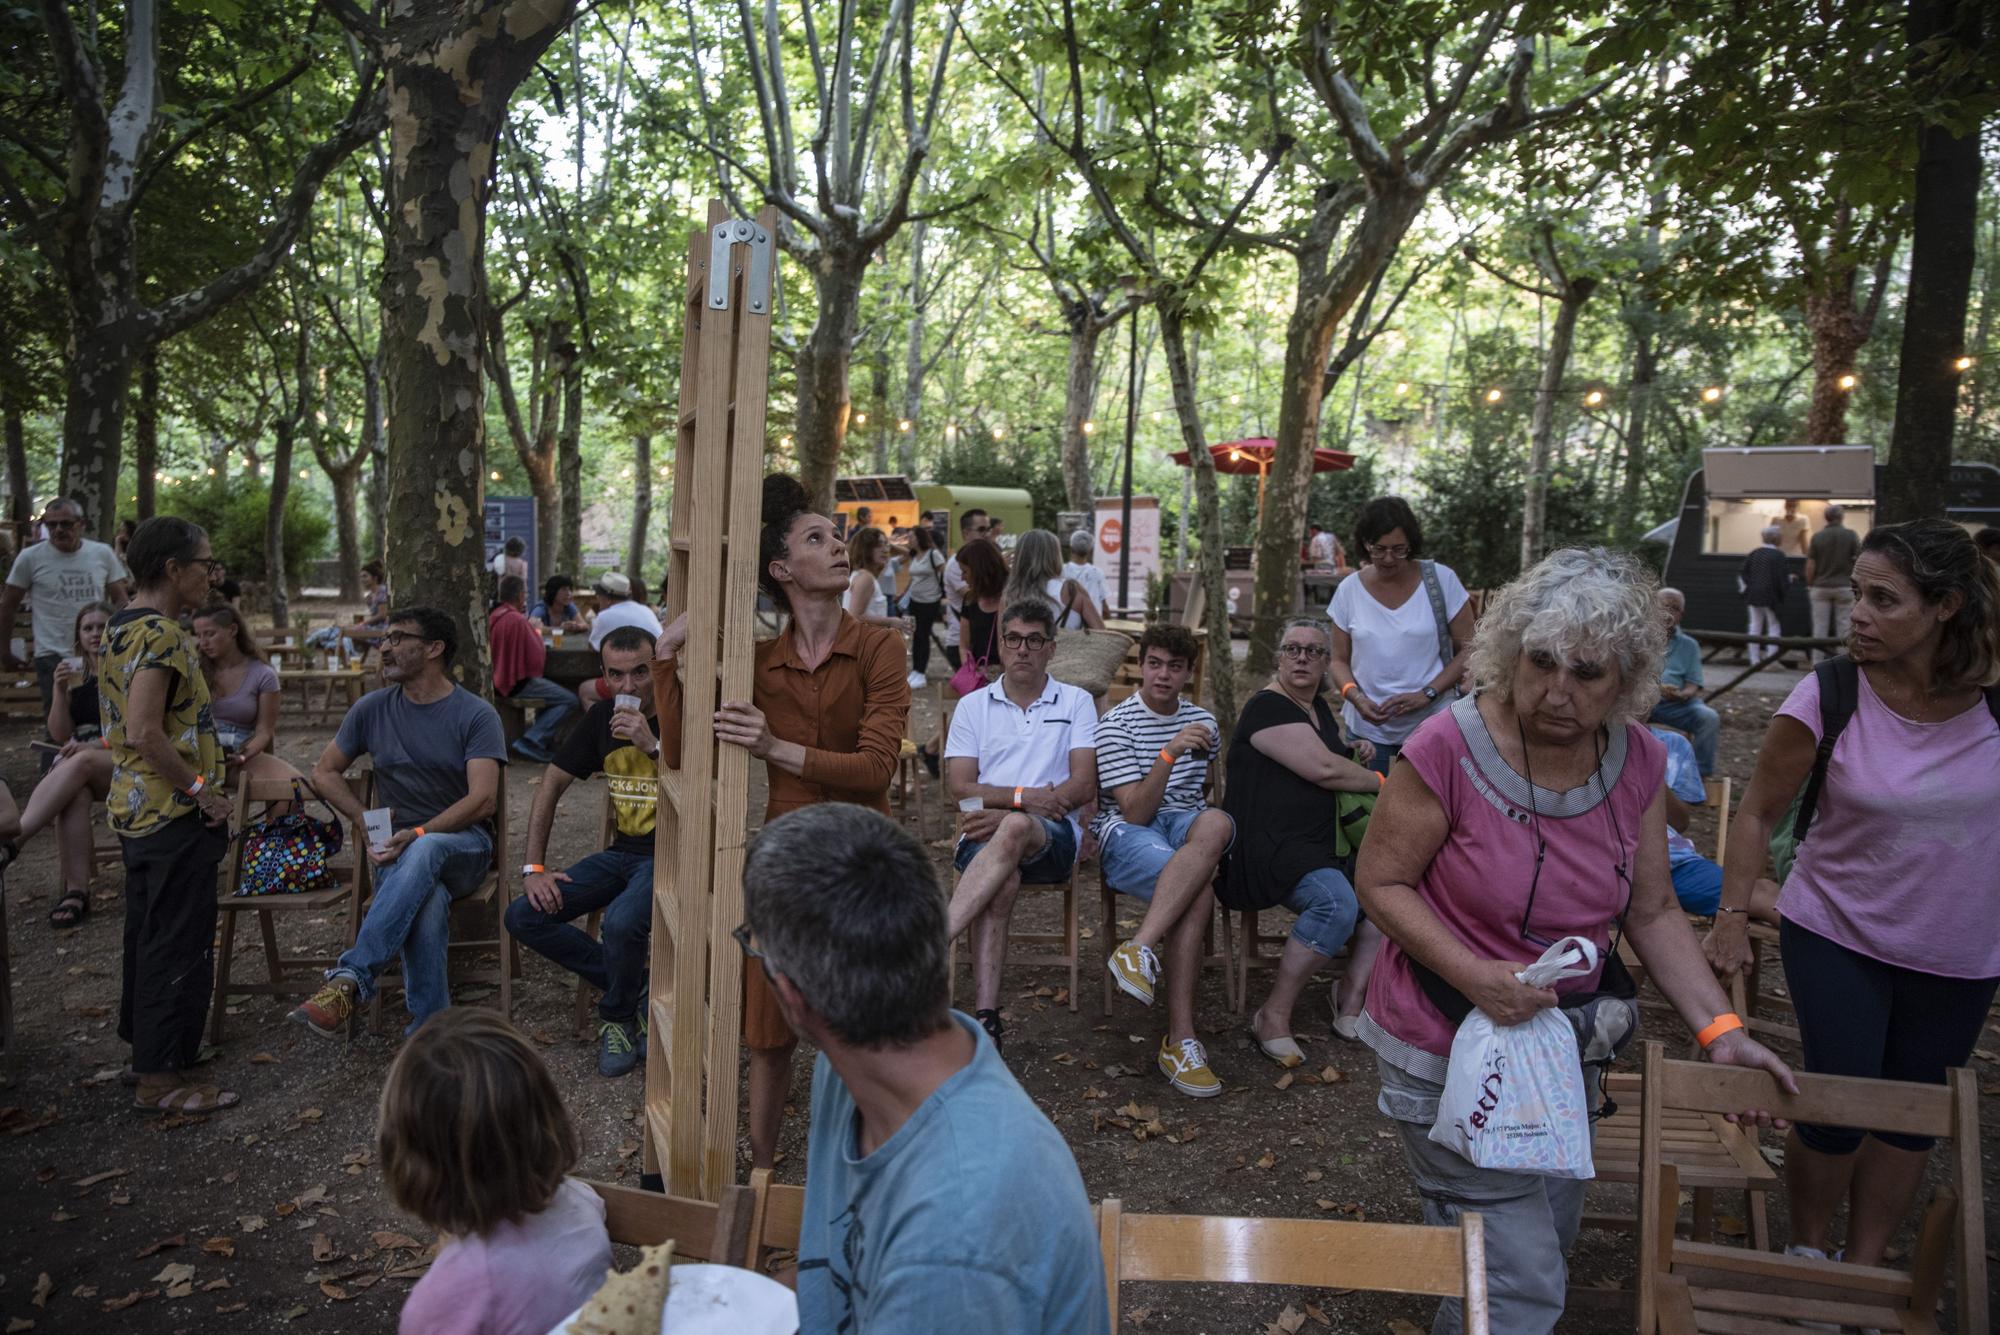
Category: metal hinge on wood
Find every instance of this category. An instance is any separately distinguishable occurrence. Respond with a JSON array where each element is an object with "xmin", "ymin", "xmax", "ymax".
[{"xmin": 708, "ymin": 219, "xmax": 772, "ymax": 315}]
